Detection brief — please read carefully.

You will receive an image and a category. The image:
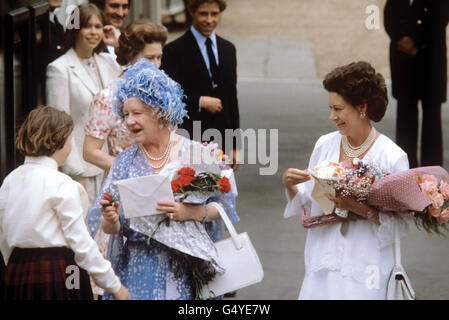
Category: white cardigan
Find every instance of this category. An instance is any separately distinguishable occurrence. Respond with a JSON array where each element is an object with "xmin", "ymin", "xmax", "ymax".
[{"xmin": 46, "ymin": 48, "xmax": 121, "ymax": 177}]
